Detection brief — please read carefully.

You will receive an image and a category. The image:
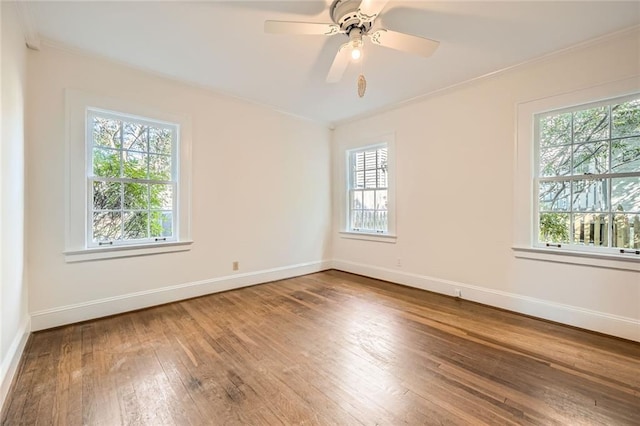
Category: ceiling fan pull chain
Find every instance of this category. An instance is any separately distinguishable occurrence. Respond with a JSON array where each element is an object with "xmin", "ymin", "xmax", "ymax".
[
  {"xmin": 358, "ymin": 74, "xmax": 367, "ymax": 98},
  {"xmin": 357, "ymin": 39, "xmax": 366, "ymax": 98}
]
